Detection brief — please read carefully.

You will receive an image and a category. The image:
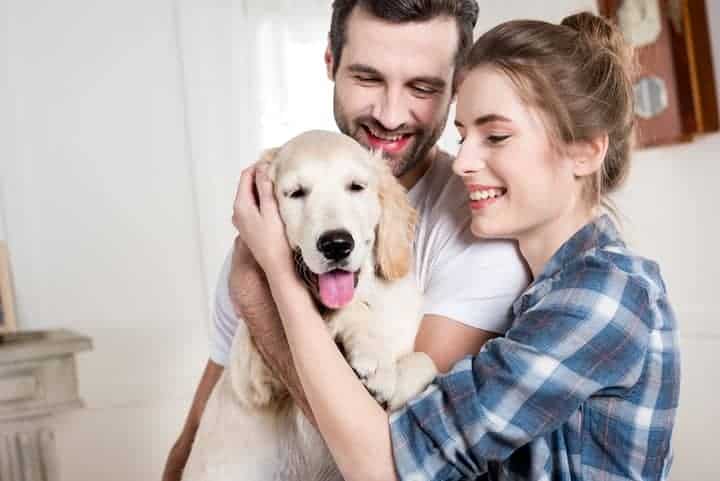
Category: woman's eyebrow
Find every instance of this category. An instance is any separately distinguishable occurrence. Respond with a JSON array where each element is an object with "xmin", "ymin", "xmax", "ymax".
[{"xmin": 454, "ymin": 114, "xmax": 512, "ymax": 128}]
